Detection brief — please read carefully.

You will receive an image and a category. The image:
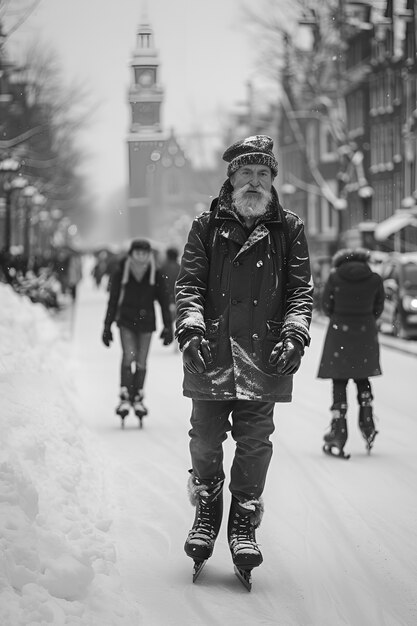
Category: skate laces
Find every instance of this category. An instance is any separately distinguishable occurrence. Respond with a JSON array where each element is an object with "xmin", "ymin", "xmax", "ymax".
[
  {"xmin": 188, "ymin": 498, "xmax": 217, "ymax": 545},
  {"xmin": 229, "ymin": 513, "xmax": 260, "ymax": 555}
]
